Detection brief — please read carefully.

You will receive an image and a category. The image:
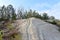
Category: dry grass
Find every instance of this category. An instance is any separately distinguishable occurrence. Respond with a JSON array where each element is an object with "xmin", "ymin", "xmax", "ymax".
[{"xmin": 4, "ymin": 21, "xmax": 22, "ymax": 40}]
